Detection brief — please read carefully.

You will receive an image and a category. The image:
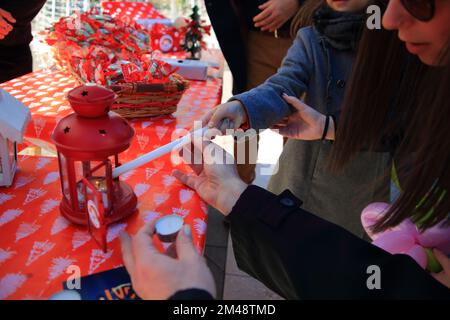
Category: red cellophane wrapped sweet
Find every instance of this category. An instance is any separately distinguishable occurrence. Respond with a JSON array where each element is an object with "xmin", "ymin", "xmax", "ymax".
[{"xmin": 45, "ymin": 10, "xmax": 189, "ymax": 118}]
